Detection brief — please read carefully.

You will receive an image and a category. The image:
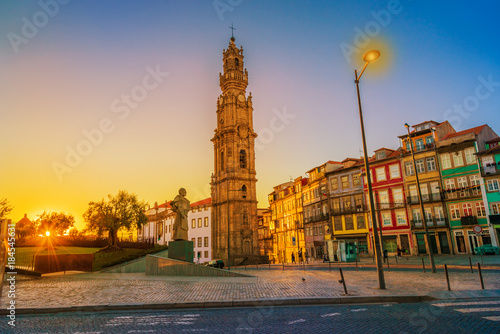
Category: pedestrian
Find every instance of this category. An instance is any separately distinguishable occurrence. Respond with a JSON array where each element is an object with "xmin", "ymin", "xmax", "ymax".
[
  {"xmin": 401, "ymin": 246, "xmax": 407, "ymax": 259},
  {"xmin": 305, "ymin": 250, "xmax": 309, "ymax": 264},
  {"xmin": 298, "ymin": 249, "xmax": 303, "ymax": 264},
  {"xmin": 291, "ymin": 253, "xmax": 296, "ymax": 264},
  {"xmin": 383, "ymin": 249, "xmax": 388, "ymax": 263},
  {"xmin": 397, "ymin": 246, "xmax": 402, "ymax": 259}
]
